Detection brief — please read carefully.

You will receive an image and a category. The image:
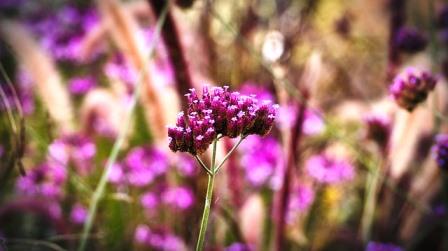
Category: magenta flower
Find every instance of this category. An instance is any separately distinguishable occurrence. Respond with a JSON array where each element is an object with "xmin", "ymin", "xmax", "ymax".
[
  {"xmin": 389, "ymin": 67, "xmax": 437, "ymax": 111},
  {"xmin": 239, "ymin": 136, "xmax": 283, "ymax": 188},
  {"xmin": 16, "ymin": 163, "xmax": 66, "ymax": 199},
  {"xmin": 162, "ymin": 186, "xmax": 195, "ymax": 210},
  {"xmin": 108, "ymin": 146, "xmax": 168, "ymax": 187},
  {"xmin": 168, "ymin": 86, "xmax": 278, "ymax": 155},
  {"xmin": 47, "ymin": 134, "xmax": 96, "ymax": 176},
  {"xmin": 305, "ymin": 154, "xmax": 354, "ymax": 184},
  {"xmin": 70, "ymin": 203, "xmax": 88, "ymax": 224},
  {"xmin": 433, "ymin": 134, "xmax": 448, "ymax": 170},
  {"xmin": 140, "ymin": 192, "xmax": 159, "ymax": 210},
  {"xmin": 68, "ymin": 76, "xmax": 96, "ymax": 95}
]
